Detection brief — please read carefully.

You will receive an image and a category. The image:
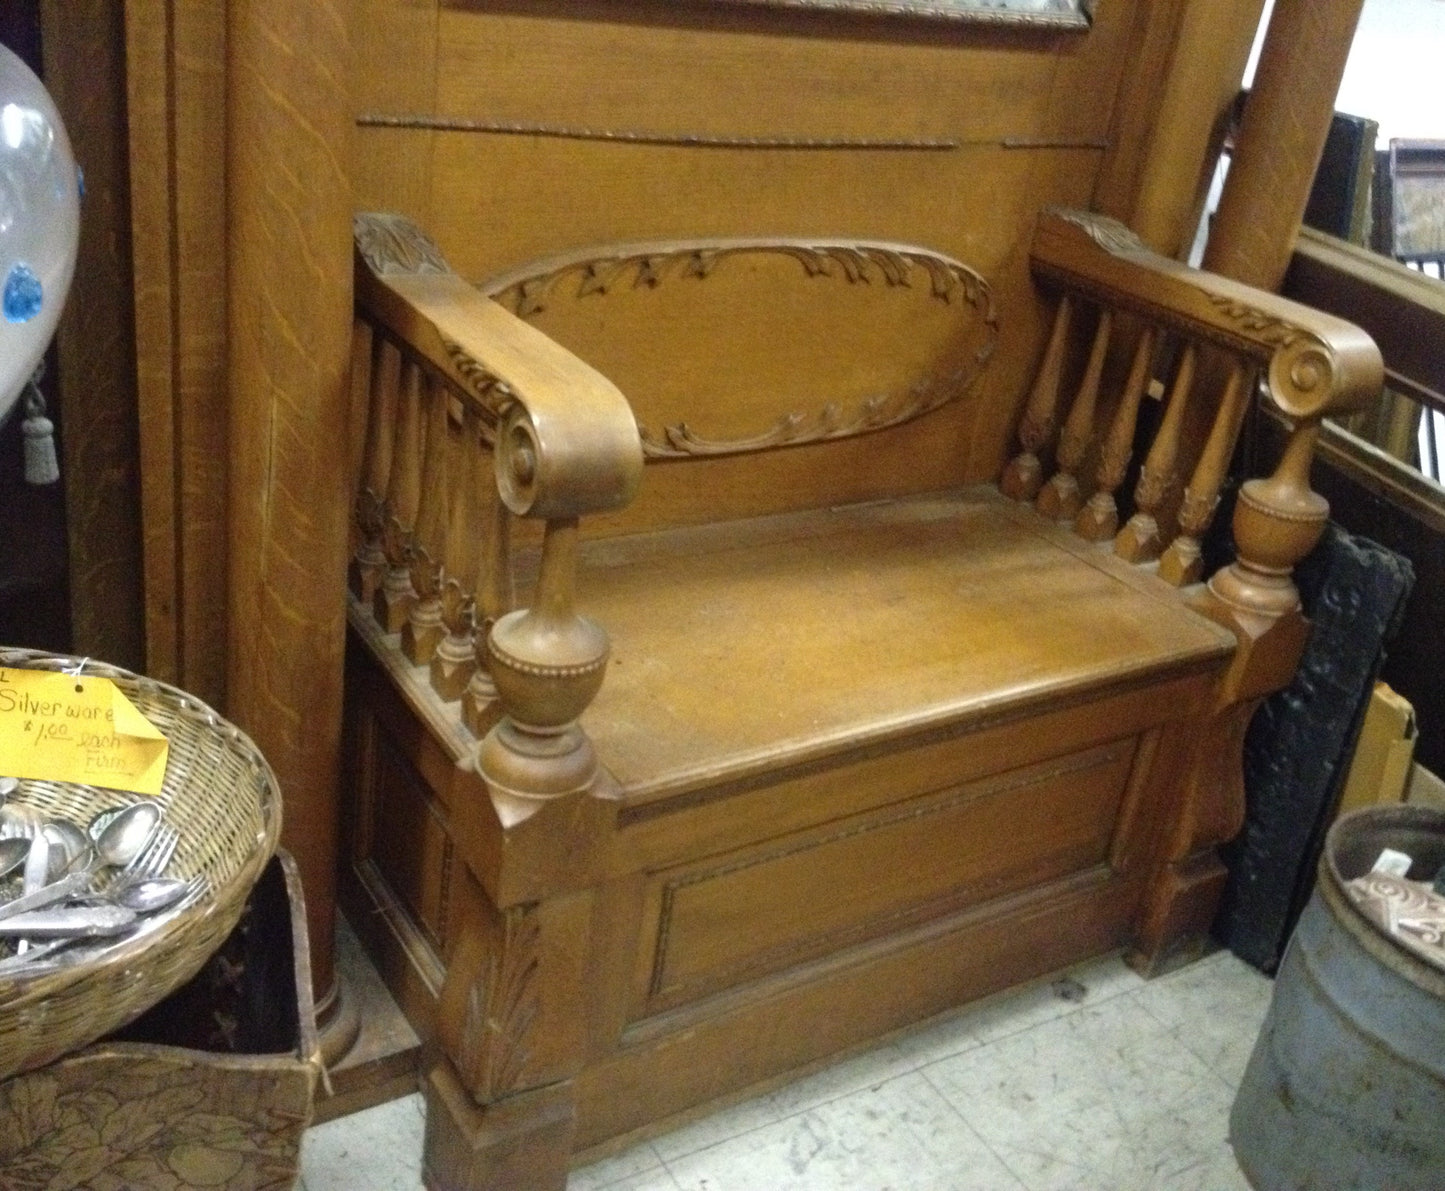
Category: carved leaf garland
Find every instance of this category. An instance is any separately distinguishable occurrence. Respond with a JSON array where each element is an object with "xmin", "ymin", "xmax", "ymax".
[
  {"xmin": 487, "ymin": 240, "xmax": 999, "ymax": 459},
  {"xmin": 353, "ymin": 212, "xmax": 451, "ymax": 277}
]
